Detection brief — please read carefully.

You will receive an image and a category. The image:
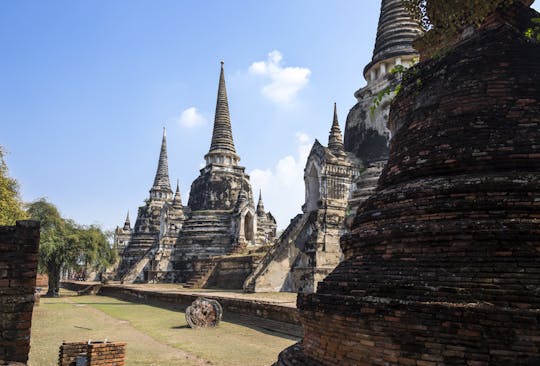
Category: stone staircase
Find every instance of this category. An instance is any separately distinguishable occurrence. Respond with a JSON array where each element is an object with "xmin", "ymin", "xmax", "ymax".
[
  {"xmin": 120, "ymin": 246, "xmax": 156, "ymax": 283},
  {"xmin": 243, "ymin": 213, "xmax": 309, "ymax": 292},
  {"xmin": 178, "ymin": 212, "xmax": 233, "ymax": 255},
  {"xmin": 183, "ymin": 257, "xmax": 219, "ymax": 289}
]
